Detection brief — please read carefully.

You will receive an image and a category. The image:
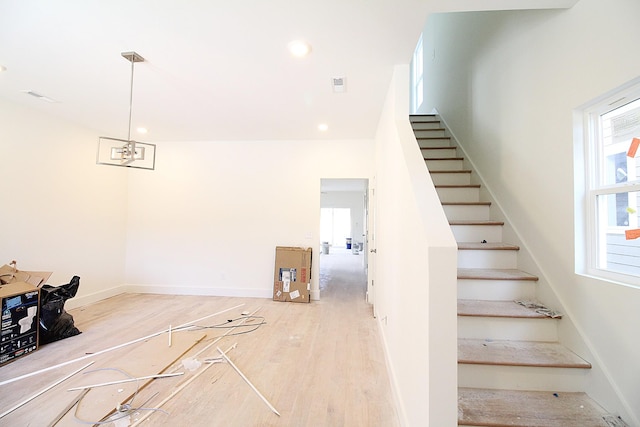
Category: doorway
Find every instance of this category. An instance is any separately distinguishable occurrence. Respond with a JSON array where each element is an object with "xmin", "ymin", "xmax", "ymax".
[{"xmin": 319, "ymin": 179, "xmax": 369, "ymax": 300}]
